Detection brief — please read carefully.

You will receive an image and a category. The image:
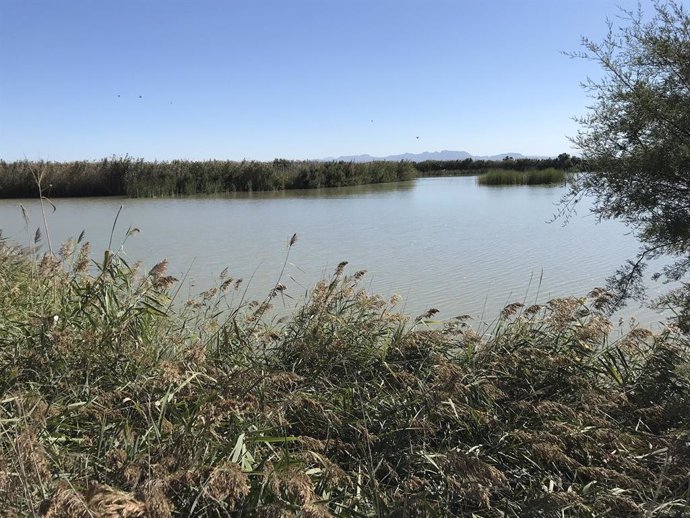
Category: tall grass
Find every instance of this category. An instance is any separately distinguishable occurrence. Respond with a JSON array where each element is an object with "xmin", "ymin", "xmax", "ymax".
[
  {"xmin": 1, "ymin": 234, "xmax": 689, "ymax": 516},
  {"xmin": 0, "ymin": 158, "xmax": 416, "ymax": 198},
  {"xmin": 0, "ymin": 159, "xmax": 578, "ymax": 198},
  {"xmin": 478, "ymin": 167, "xmax": 566, "ymax": 186}
]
